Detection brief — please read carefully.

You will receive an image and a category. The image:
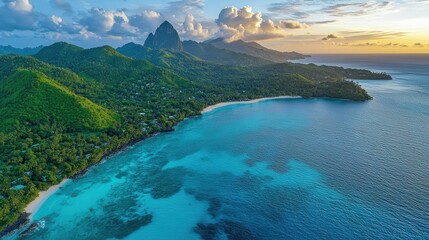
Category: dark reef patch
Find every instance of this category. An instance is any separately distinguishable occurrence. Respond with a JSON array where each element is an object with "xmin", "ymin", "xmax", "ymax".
[{"xmin": 194, "ymin": 220, "xmax": 258, "ymax": 240}]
